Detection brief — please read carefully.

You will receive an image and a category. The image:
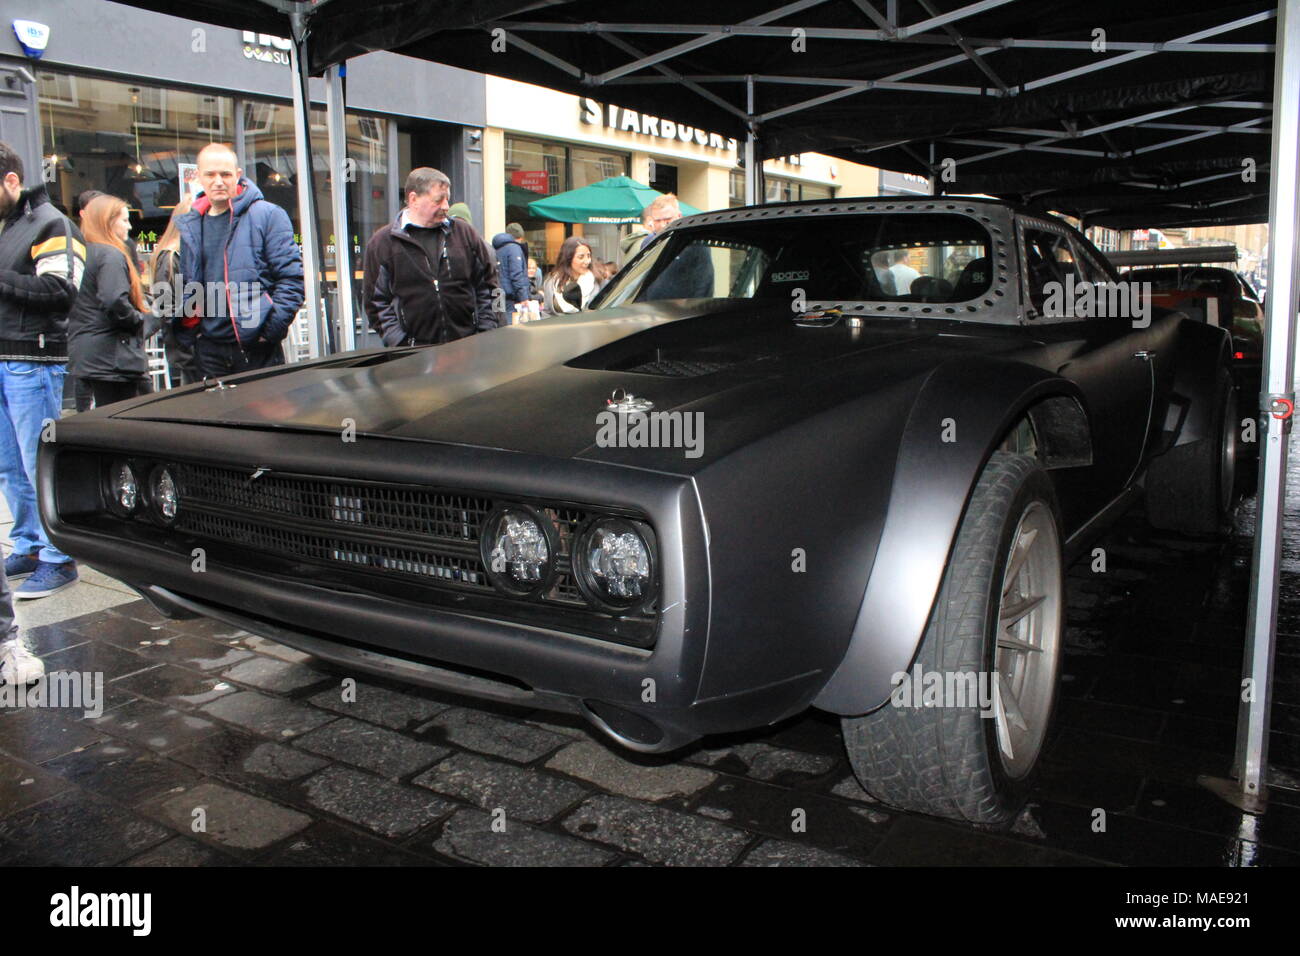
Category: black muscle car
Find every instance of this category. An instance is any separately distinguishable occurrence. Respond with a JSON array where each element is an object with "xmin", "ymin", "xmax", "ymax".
[{"xmin": 40, "ymin": 197, "xmax": 1238, "ymax": 826}]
